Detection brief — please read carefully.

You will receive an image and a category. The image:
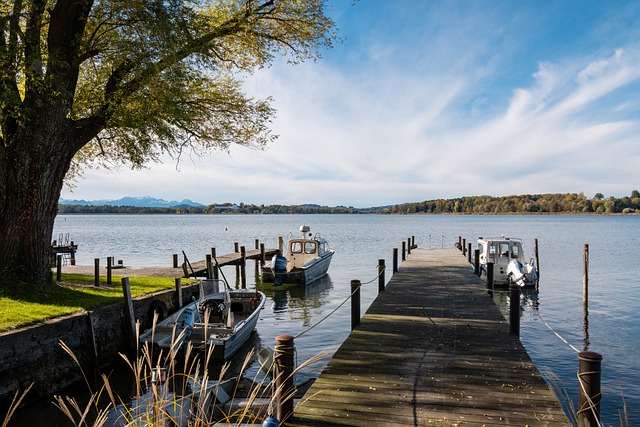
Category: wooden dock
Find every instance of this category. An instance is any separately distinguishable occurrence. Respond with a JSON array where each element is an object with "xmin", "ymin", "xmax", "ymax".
[{"xmin": 288, "ymin": 248, "xmax": 570, "ymax": 427}]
